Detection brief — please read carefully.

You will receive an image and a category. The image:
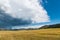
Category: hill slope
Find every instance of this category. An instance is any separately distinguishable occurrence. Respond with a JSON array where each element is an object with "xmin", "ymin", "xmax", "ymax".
[{"xmin": 40, "ymin": 24, "xmax": 60, "ymax": 29}]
